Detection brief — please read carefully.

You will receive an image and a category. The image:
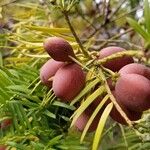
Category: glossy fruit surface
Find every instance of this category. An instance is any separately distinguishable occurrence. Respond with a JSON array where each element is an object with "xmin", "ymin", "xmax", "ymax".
[
  {"xmin": 44, "ymin": 37, "xmax": 75, "ymax": 62},
  {"xmin": 115, "ymin": 74, "xmax": 150, "ymax": 112},
  {"xmin": 99, "ymin": 46, "xmax": 134, "ymax": 71},
  {"xmin": 119, "ymin": 63, "xmax": 150, "ymax": 80},
  {"xmin": 53, "ymin": 63, "xmax": 85, "ymax": 101},
  {"xmin": 40, "ymin": 59, "xmax": 65, "ymax": 87},
  {"xmin": 109, "ymin": 91, "xmax": 142, "ymax": 125}
]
